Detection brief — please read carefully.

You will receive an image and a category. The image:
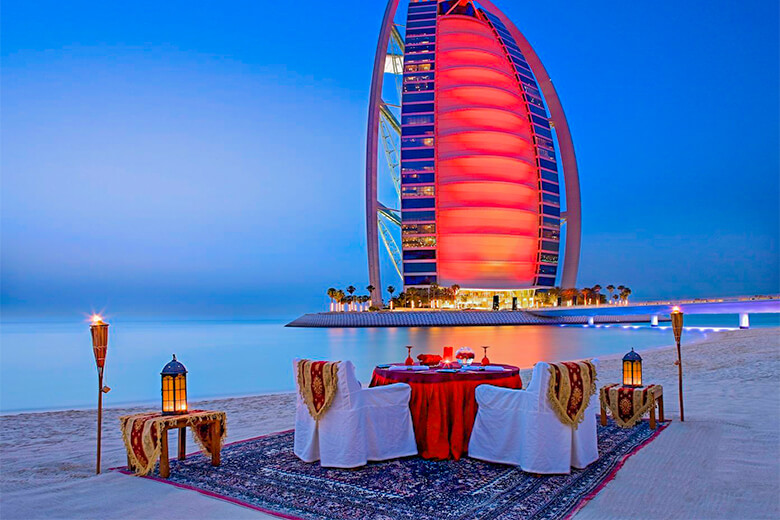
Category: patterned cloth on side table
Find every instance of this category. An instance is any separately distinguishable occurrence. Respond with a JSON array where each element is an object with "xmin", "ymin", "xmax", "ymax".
[
  {"xmin": 370, "ymin": 364, "xmax": 522, "ymax": 460},
  {"xmin": 119, "ymin": 410, "xmax": 226, "ymax": 476},
  {"xmin": 600, "ymin": 384, "xmax": 663, "ymax": 428}
]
